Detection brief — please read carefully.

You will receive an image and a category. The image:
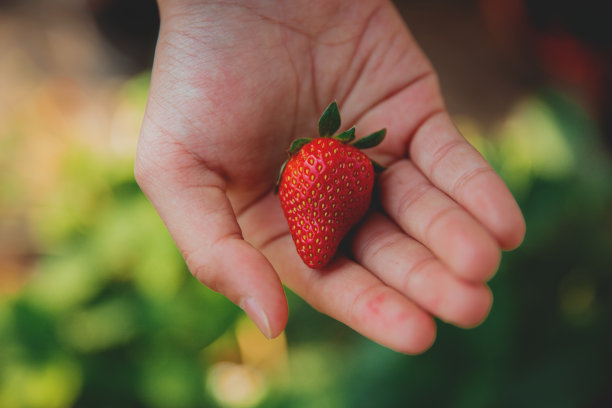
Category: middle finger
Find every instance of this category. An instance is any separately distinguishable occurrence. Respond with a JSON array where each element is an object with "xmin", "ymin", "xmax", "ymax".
[{"xmin": 379, "ymin": 159, "xmax": 501, "ymax": 282}]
